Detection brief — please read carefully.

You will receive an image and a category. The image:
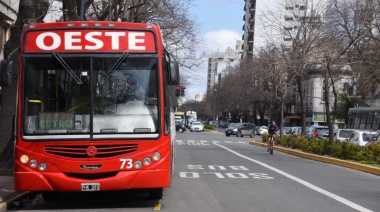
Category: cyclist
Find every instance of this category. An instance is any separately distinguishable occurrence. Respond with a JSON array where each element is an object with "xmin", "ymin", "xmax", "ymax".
[{"xmin": 267, "ymin": 120, "xmax": 278, "ymax": 153}]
